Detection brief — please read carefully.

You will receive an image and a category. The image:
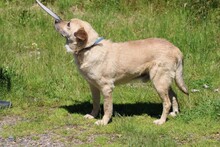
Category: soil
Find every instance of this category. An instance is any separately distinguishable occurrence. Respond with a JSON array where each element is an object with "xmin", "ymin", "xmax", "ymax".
[{"xmin": 0, "ymin": 116, "xmax": 117, "ymax": 146}]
